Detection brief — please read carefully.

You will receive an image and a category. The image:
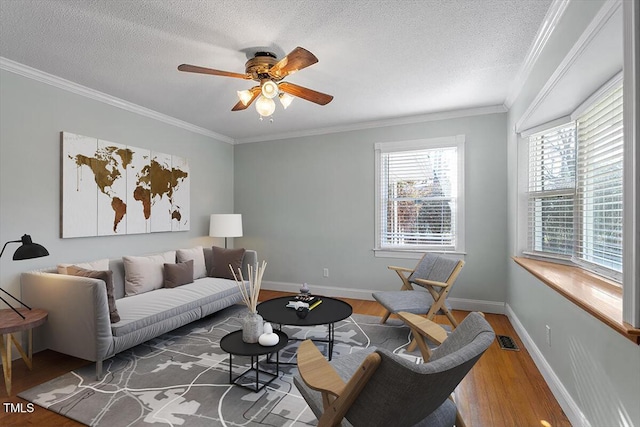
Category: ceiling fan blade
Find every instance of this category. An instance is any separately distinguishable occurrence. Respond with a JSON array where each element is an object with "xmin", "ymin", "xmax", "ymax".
[
  {"xmin": 178, "ymin": 64, "xmax": 250, "ymax": 80},
  {"xmin": 268, "ymin": 47, "xmax": 318, "ymax": 79},
  {"xmin": 279, "ymin": 82, "xmax": 333, "ymax": 106},
  {"xmin": 231, "ymin": 86, "xmax": 261, "ymax": 111}
]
